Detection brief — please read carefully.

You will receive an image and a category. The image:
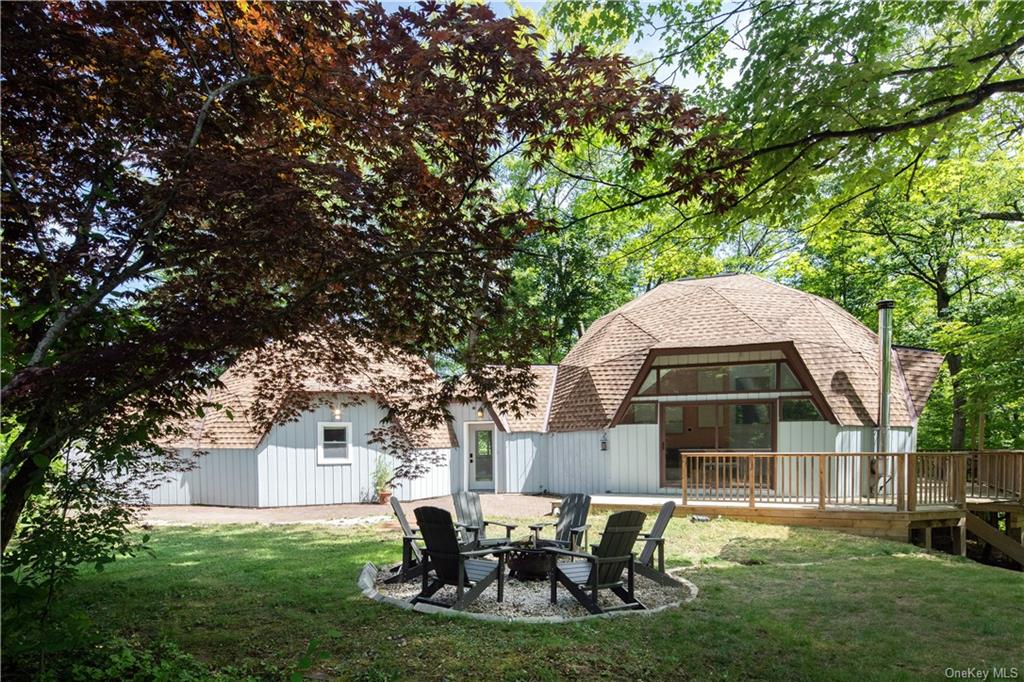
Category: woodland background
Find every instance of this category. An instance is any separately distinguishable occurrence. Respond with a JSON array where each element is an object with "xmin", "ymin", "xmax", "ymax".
[{"xmin": 496, "ymin": 0, "xmax": 1024, "ymax": 452}]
